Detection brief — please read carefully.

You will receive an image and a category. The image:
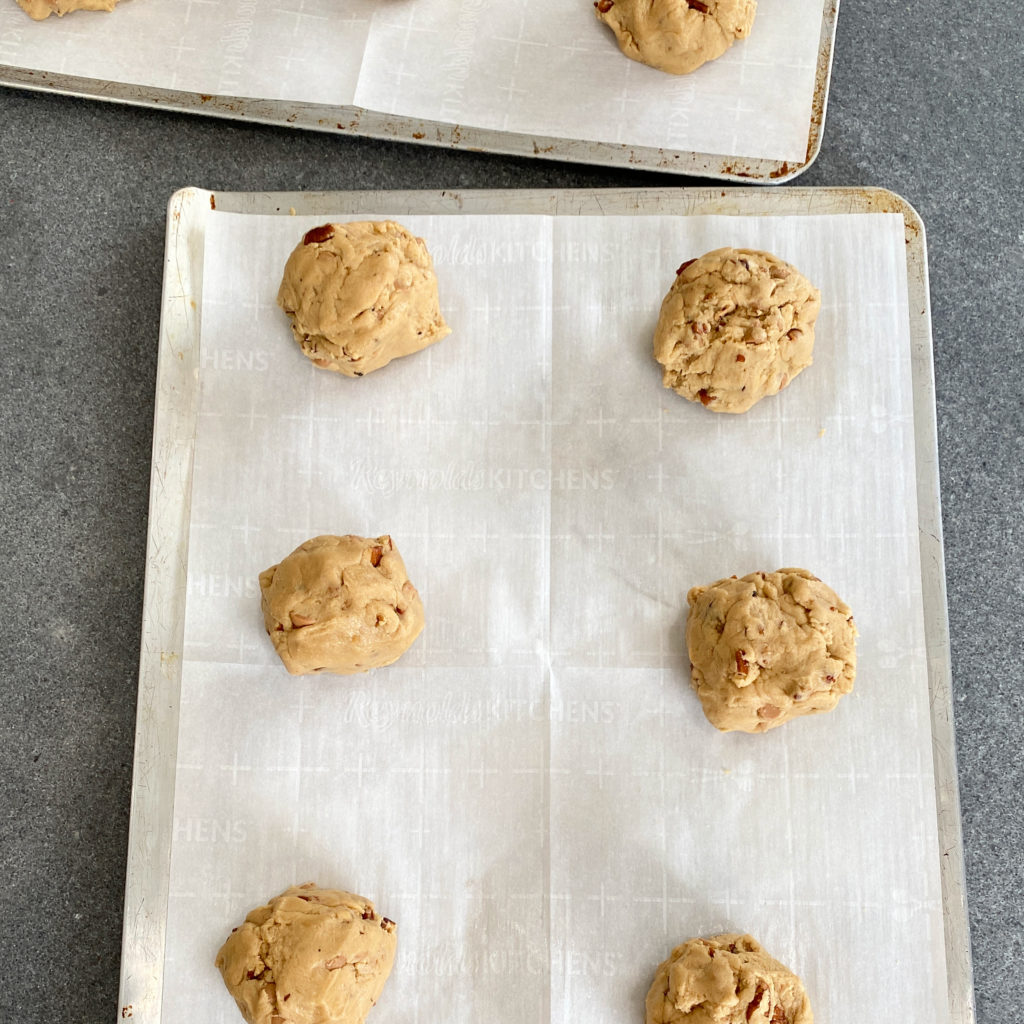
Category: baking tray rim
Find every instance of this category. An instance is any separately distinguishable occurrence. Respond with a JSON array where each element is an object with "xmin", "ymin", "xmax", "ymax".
[
  {"xmin": 117, "ymin": 184, "xmax": 974, "ymax": 1024},
  {"xmin": 0, "ymin": 0, "xmax": 838, "ymax": 183}
]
